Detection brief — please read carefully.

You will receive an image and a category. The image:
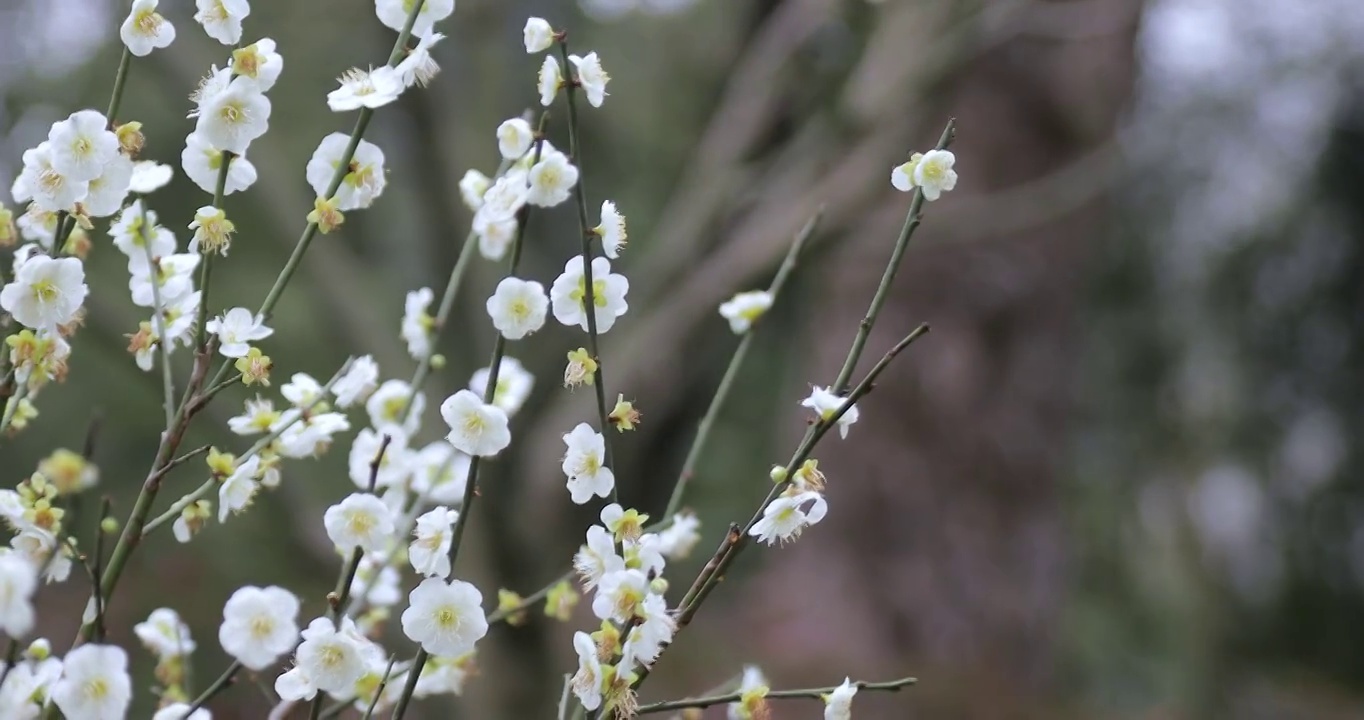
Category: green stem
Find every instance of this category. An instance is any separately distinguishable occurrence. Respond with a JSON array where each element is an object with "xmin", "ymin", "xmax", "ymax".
[
  {"xmin": 636, "ymin": 676, "xmax": 916, "ymax": 714},
  {"xmin": 105, "ymin": 48, "xmax": 132, "ymax": 123},
  {"xmin": 400, "ymin": 232, "xmax": 477, "ymax": 424},
  {"xmin": 831, "ymin": 120, "xmax": 955, "ymax": 393},
  {"xmin": 139, "ymin": 202, "xmax": 176, "ymax": 429},
  {"xmin": 487, "ymin": 568, "xmax": 573, "ymax": 625},
  {"xmin": 557, "ymin": 40, "xmax": 617, "ymax": 504},
  {"xmin": 0, "ymin": 383, "xmax": 29, "ymax": 436},
  {"xmin": 180, "ymin": 661, "xmax": 241, "ymax": 718},
  {"xmin": 662, "ymin": 210, "xmax": 821, "ymax": 518},
  {"xmin": 193, "ymin": 155, "xmax": 233, "ymax": 353},
  {"xmin": 360, "ymin": 658, "xmax": 397, "ymax": 720}
]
